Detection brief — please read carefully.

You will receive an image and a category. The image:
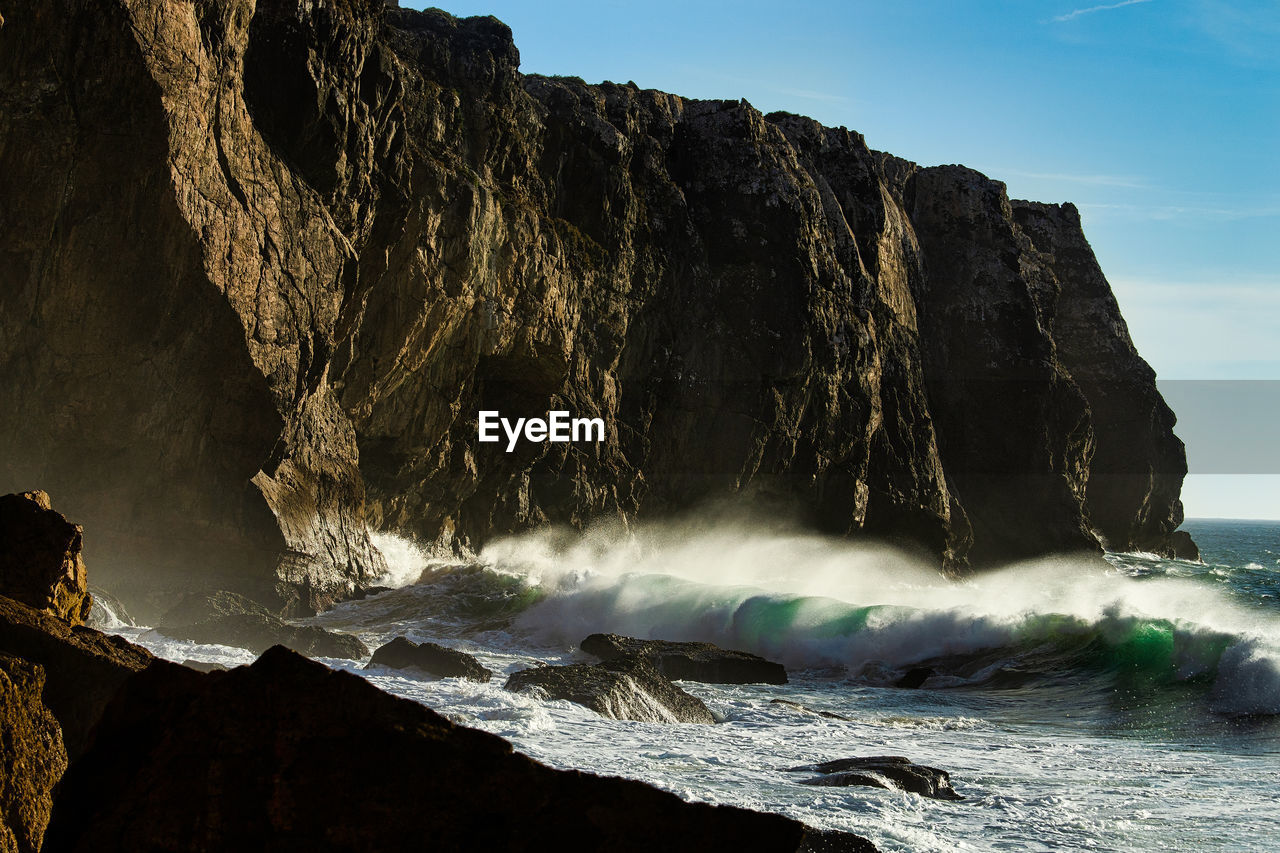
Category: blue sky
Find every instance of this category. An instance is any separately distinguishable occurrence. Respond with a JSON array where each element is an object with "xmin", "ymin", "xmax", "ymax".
[{"xmin": 413, "ymin": 0, "xmax": 1280, "ymax": 518}]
